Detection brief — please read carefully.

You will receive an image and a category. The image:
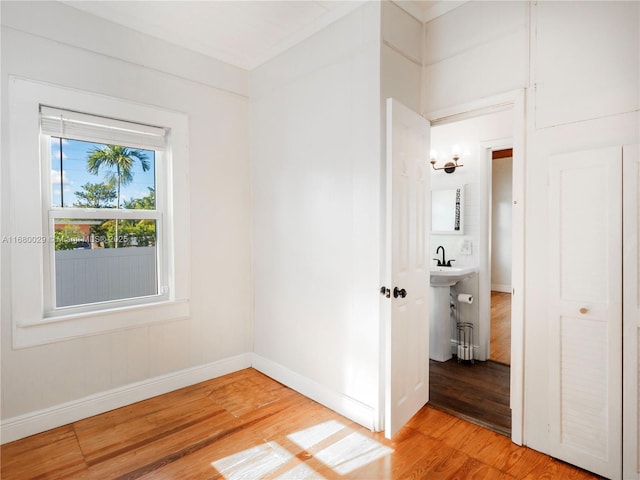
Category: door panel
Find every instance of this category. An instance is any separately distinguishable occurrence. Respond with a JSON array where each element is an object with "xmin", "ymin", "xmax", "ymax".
[
  {"xmin": 549, "ymin": 147, "xmax": 622, "ymax": 478},
  {"xmin": 384, "ymin": 98, "xmax": 430, "ymax": 438}
]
